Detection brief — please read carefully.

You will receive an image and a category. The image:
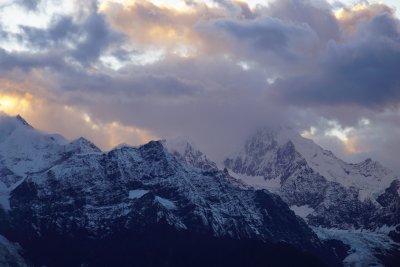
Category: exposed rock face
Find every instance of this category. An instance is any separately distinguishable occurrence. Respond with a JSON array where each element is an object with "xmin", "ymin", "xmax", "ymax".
[
  {"xmin": 224, "ymin": 126, "xmax": 400, "ymax": 266},
  {"xmin": 224, "ymin": 127, "xmax": 400, "ymax": 229},
  {"xmin": 0, "ymin": 115, "xmax": 338, "ymax": 267},
  {"xmin": 8, "ymin": 141, "xmax": 319, "ymax": 244}
]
